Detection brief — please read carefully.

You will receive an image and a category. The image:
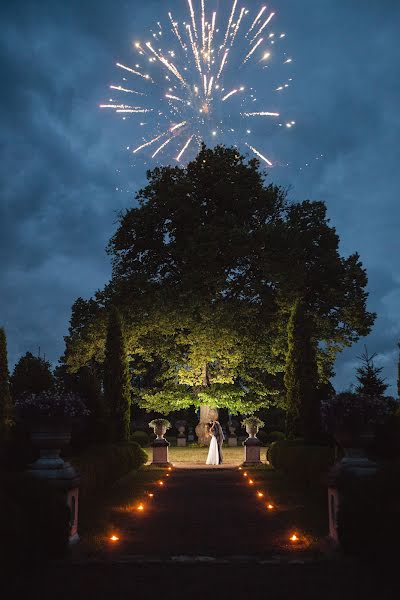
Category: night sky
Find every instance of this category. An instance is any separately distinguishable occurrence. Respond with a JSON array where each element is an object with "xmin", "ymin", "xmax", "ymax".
[{"xmin": 1, "ymin": 0, "xmax": 399, "ymax": 394}]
